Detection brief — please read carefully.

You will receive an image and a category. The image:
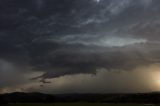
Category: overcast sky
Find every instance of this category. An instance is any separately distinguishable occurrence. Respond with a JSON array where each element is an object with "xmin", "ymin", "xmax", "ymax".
[{"xmin": 1, "ymin": 0, "xmax": 160, "ymax": 94}]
